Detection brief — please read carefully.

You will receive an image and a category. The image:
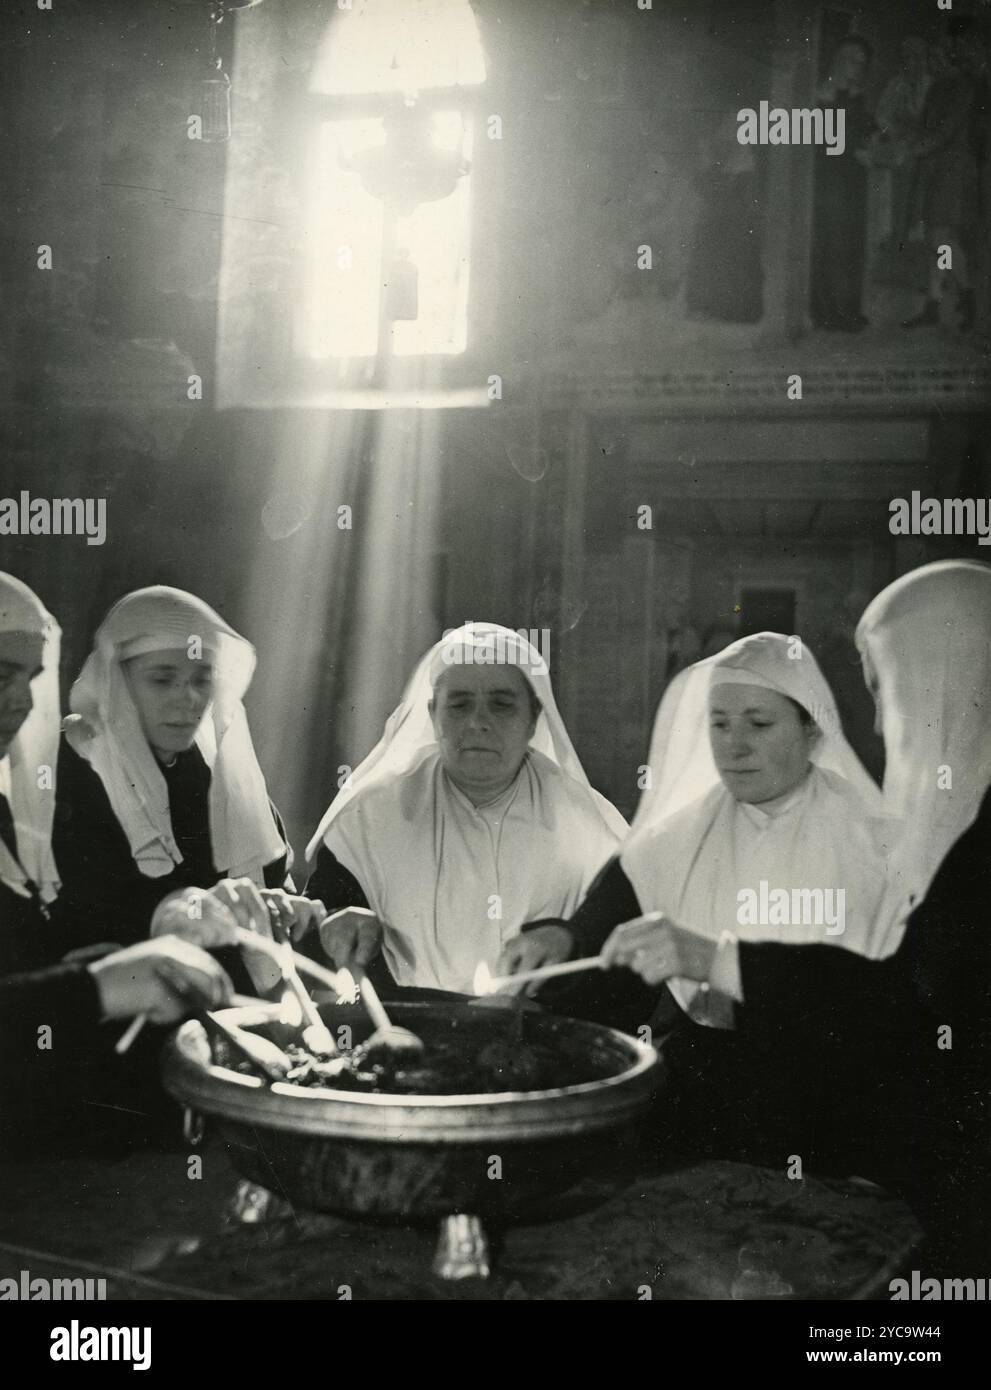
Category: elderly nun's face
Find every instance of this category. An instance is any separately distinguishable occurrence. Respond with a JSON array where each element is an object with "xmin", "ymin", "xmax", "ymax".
[
  {"xmin": 0, "ymin": 632, "xmax": 44, "ymax": 758},
  {"xmin": 709, "ymin": 683, "xmax": 818, "ymax": 804},
  {"xmin": 124, "ymin": 648, "xmax": 215, "ymax": 764},
  {"xmin": 429, "ymin": 664, "xmax": 539, "ymax": 803}
]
